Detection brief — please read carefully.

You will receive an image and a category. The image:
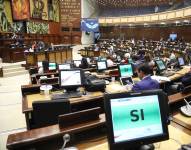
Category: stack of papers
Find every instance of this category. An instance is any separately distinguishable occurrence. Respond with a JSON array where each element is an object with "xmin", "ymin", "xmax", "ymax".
[{"xmin": 151, "ymin": 76, "xmax": 171, "ymax": 82}]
